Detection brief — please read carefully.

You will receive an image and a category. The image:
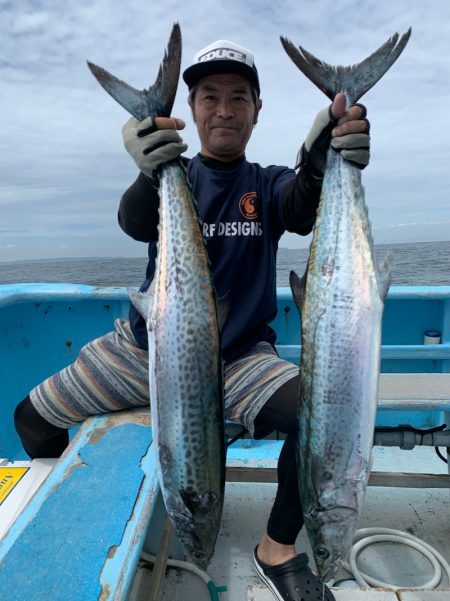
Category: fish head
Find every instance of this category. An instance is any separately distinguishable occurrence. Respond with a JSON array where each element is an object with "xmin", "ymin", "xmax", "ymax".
[
  {"xmin": 171, "ymin": 489, "xmax": 221, "ymax": 569},
  {"xmin": 170, "ymin": 509, "xmax": 212, "ymax": 570},
  {"xmin": 184, "ymin": 541, "xmax": 210, "ymax": 571},
  {"xmin": 306, "ymin": 506, "xmax": 358, "ymax": 581}
]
